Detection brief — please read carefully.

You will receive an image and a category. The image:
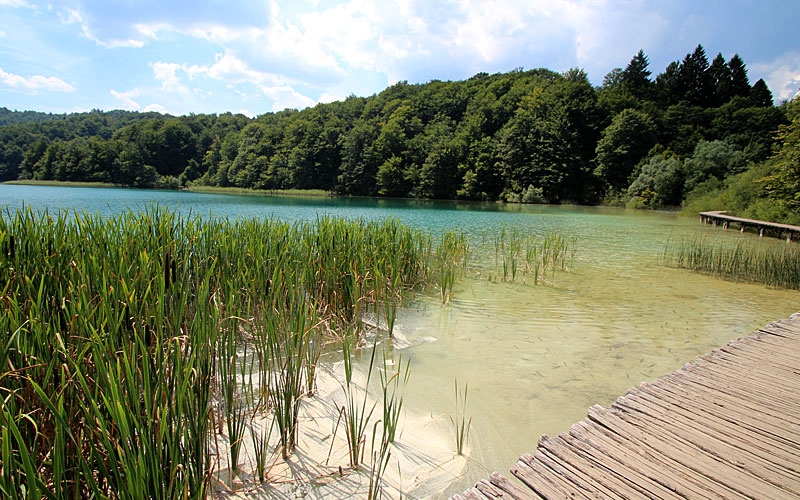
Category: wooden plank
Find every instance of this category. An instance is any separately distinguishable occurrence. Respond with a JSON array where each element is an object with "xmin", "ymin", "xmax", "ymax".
[
  {"xmin": 651, "ymin": 376, "xmax": 800, "ymax": 454},
  {"xmin": 688, "ymin": 357, "xmax": 800, "ymax": 408},
  {"xmin": 569, "ymin": 420, "xmax": 728, "ymax": 500},
  {"xmin": 549, "ymin": 433, "xmax": 688, "ymax": 500},
  {"xmin": 673, "ymin": 367, "xmax": 800, "ymax": 430},
  {"xmin": 510, "ymin": 453, "xmax": 592, "ymax": 500},
  {"xmin": 716, "ymin": 335, "xmax": 799, "ymax": 361},
  {"xmin": 458, "ymin": 489, "xmax": 489, "ymax": 500},
  {"xmin": 536, "ymin": 436, "xmax": 630, "ymax": 499},
  {"xmin": 614, "ymin": 394, "xmax": 800, "ymax": 494},
  {"xmin": 633, "ymin": 384, "xmax": 800, "ymax": 474},
  {"xmin": 666, "ymin": 366, "xmax": 800, "ymax": 427},
  {"xmin": 708, "ymin": 347, "xmax": 800, "ymax": 379},
  {"xmin": 587, "ymin": 405, "xmax": 796, "ymax": 500},
  {"xmin": 712, "ymin": 348, "xmax": 800, "ymax": 381},
  {"xmin": 480, "ymin": 472, "xmax": 539, "ymax": 499},
  {"xmin": 699, "ymin": 211, "xmax": 800, "ymax": 233}
]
